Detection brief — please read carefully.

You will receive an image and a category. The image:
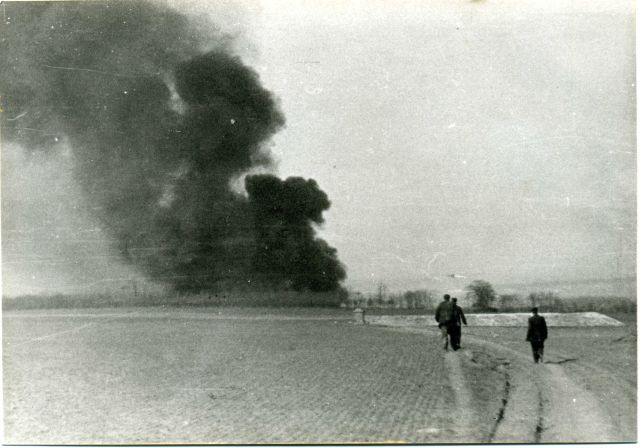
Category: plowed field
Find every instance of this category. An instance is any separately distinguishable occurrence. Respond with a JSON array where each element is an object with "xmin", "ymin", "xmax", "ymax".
[{"xmin": 4, "ymin": 308, "xmax": 466, "ymax": 444}]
